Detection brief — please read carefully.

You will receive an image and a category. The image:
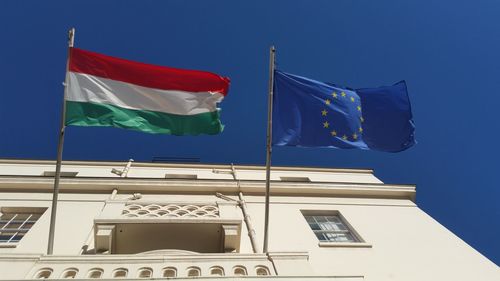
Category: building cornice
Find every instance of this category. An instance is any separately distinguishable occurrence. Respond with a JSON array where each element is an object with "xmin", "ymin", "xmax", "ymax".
[
  {"xmin": 0, "ymin": 176, "xmax": 416, "ymax": 201},
  {"xmin": 0, "ymin": 158, "xmax": 374, "ymax": 174}
]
